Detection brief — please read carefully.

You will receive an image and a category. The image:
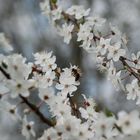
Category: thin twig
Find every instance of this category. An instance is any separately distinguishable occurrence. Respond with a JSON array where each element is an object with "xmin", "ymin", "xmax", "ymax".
[
  {"xmin": 119, "ymin": 56, "xmax": 140, "ymax": 81},
  {"xmin": 20, "ymin": 95, "xmax": 55, "ymax": 126},
  {"xmin": 0, "ymin": 66, "xmax": 11, "ymax": 79},
  {"xmin": 67, "ymin": 93, "xmax": 79, "ymax": 118}
]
